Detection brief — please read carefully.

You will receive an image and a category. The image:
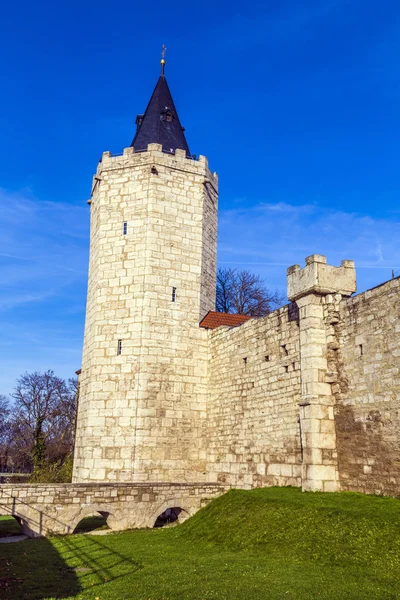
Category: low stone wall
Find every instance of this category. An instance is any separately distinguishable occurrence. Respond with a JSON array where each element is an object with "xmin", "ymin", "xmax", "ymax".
[{"xmin": 0, "ymin": 482, "xmax": 226, "ymax": 538}]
